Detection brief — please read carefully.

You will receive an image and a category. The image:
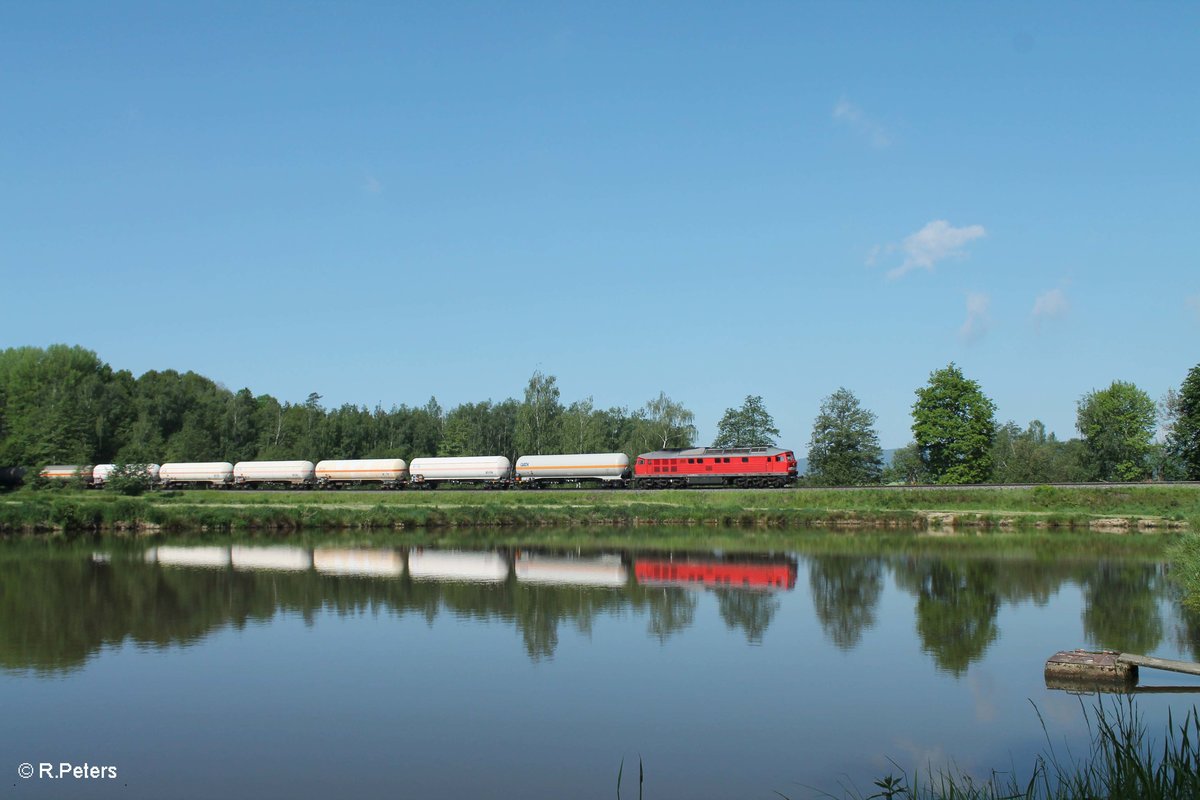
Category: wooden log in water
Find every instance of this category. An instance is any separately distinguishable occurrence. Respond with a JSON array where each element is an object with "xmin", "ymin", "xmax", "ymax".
[{"xmin": 1117, "ymin": 652, "xmax": 1200, "ymax": 678}]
